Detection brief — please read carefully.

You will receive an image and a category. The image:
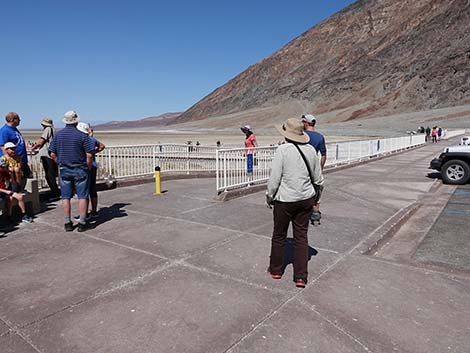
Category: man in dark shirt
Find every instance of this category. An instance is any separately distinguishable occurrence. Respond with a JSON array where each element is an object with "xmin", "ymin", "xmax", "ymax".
[
  {"xmin": 302, "ymin": 114, "xmax": 327, "ymax": 225},
  {"xmin": 49, "ymin": 111, "xmax": 95, "ymax": 232}
]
